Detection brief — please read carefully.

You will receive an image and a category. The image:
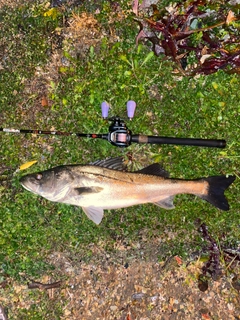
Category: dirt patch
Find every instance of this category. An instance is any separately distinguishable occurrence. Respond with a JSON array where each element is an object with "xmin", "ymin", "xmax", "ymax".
[
  {"xmin": 2, "ymin": 245, "xmax": 239, "ymax": 319},
  {"xmin": 50, "ymin": 249, "xmax": 239, "ymax": 320}
]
